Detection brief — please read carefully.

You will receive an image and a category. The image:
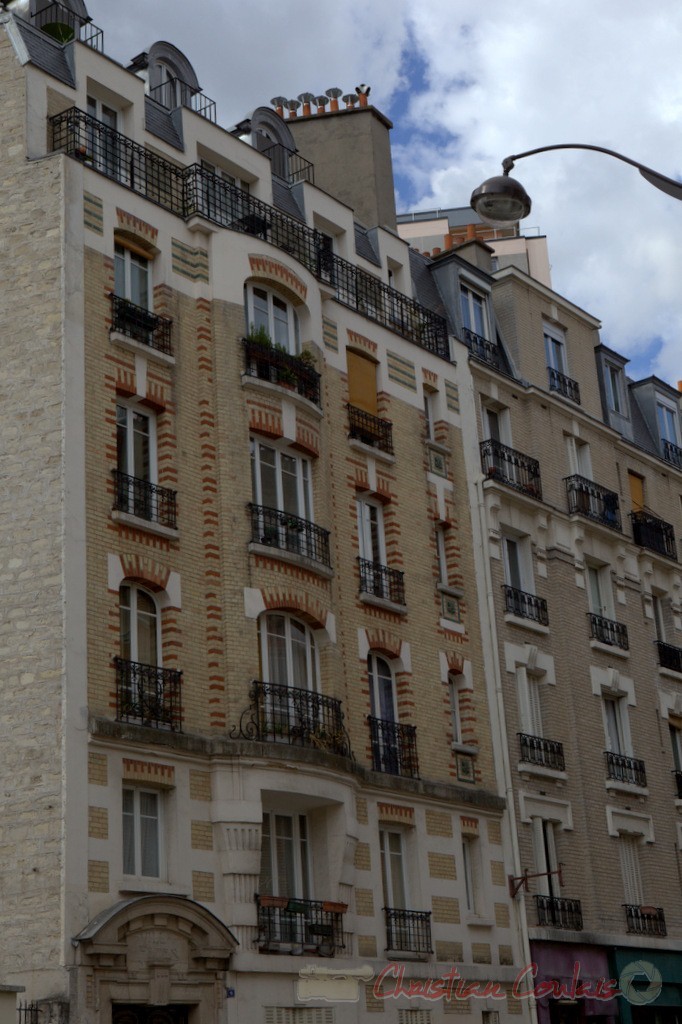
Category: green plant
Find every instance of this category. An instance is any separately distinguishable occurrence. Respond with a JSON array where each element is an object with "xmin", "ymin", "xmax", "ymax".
[
  {"xmin": 297, "ymin": 349, "xmax": 316, "ymax": 369},
  {"xmin": 248, "ymin": 324, "xmax": 273, "ymax": 347}
]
